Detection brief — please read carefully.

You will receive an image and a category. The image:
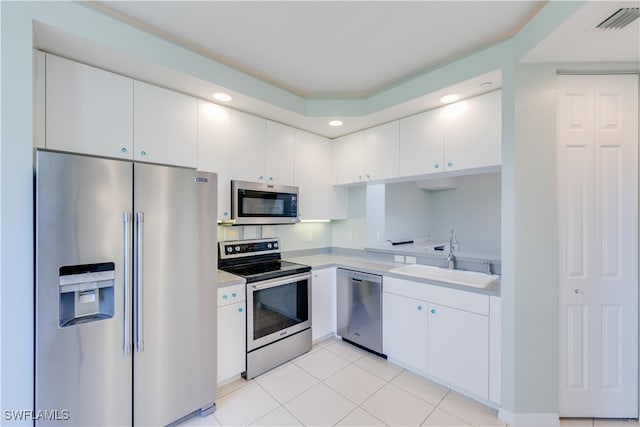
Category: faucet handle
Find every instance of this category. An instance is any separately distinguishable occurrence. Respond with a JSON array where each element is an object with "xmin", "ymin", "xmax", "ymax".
[{"xmin": 484, "ymin": 261, "xmax": 492, "ymax": 275}]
